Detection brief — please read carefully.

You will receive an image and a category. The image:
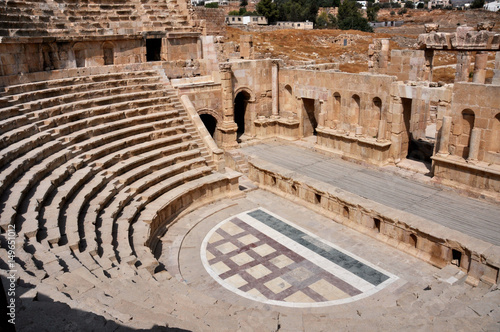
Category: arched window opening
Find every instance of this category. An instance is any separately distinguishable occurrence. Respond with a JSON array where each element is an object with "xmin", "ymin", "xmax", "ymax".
[
  {"xmin": 351, "ymin": 94, "xmax": 360, "ymax": 126},
  {"xmin": 461, "ymin": 109, "xmax": 475, "ymax": 159}
]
